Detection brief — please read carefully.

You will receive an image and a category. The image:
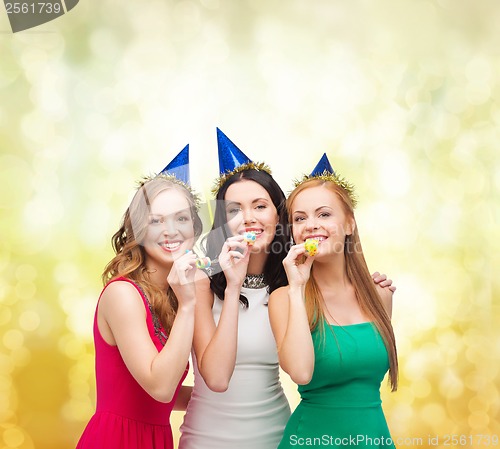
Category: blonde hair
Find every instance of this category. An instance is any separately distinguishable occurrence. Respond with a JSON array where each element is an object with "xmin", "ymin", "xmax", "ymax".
[
  {"xmin": 287, "ymin": 178, "xmax": 398, "ymax": 391},
  {"xmin": 102, "ymin": 177, "xmax": 203, "ymax": 333}
]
